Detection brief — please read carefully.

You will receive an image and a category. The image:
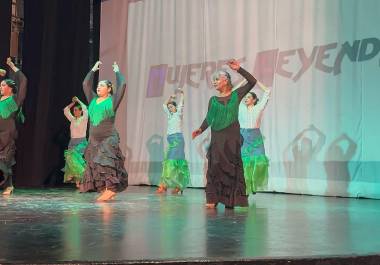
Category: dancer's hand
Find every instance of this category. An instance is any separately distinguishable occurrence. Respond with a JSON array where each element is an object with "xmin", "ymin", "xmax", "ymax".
[
  {"xmin": 177, "ymin": 88, "xmax": 184, "ymax": 94},
  {"xmin": 6, "ymin": 57, "xmax": 14, "ymax": 67},
  {"xmin": 0, "ymin": 69, "xmax": 6, "ymax": 77},
  {"xmin": 112, "ymin": 62, "xmax": 119, "ymax": 72},
  {"xmin": 72, "ymin": 96, "xmax": 79, "ymax": 103},
  {"xmin": 192, "ymin": 129, "xmax": 202, "ymax": 139},
  {"xmin": 92, "ymin": 61, "xmax": 102, "ymax": 72},
  {"xmin": 174, "ymin": 87, "xmax": 184, "ymax": 94},
  {"xmin": 6, "ymin": 57, "xmax": 18, "ymax": 72},
  {"xmin": 67, "ymin": 98, "xmax": 76, "ymax": 108},
  {"xmin": 227, "ymin": 59, "xmax": 240, "ymax": 71}
]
